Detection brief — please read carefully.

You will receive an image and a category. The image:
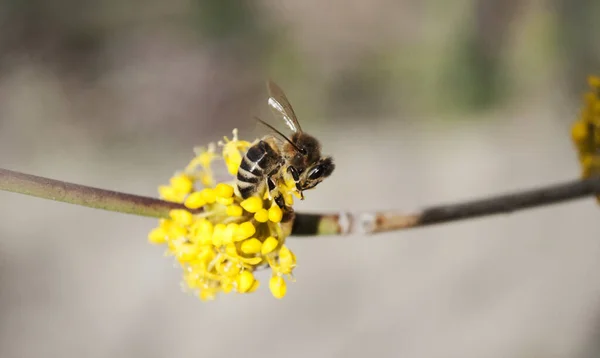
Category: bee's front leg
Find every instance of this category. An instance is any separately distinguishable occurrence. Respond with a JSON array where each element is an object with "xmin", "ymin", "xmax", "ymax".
[
  {"xmin": 266, "ymin": 177, "xmax": 276, "ymax": 200},
  {"xmin": 274, "ymin": 194, "xmax": 295, "ymax": 223},
  {"xmin": 286, "ymin": 166, "xmax": 305, "ymax": 200}
]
